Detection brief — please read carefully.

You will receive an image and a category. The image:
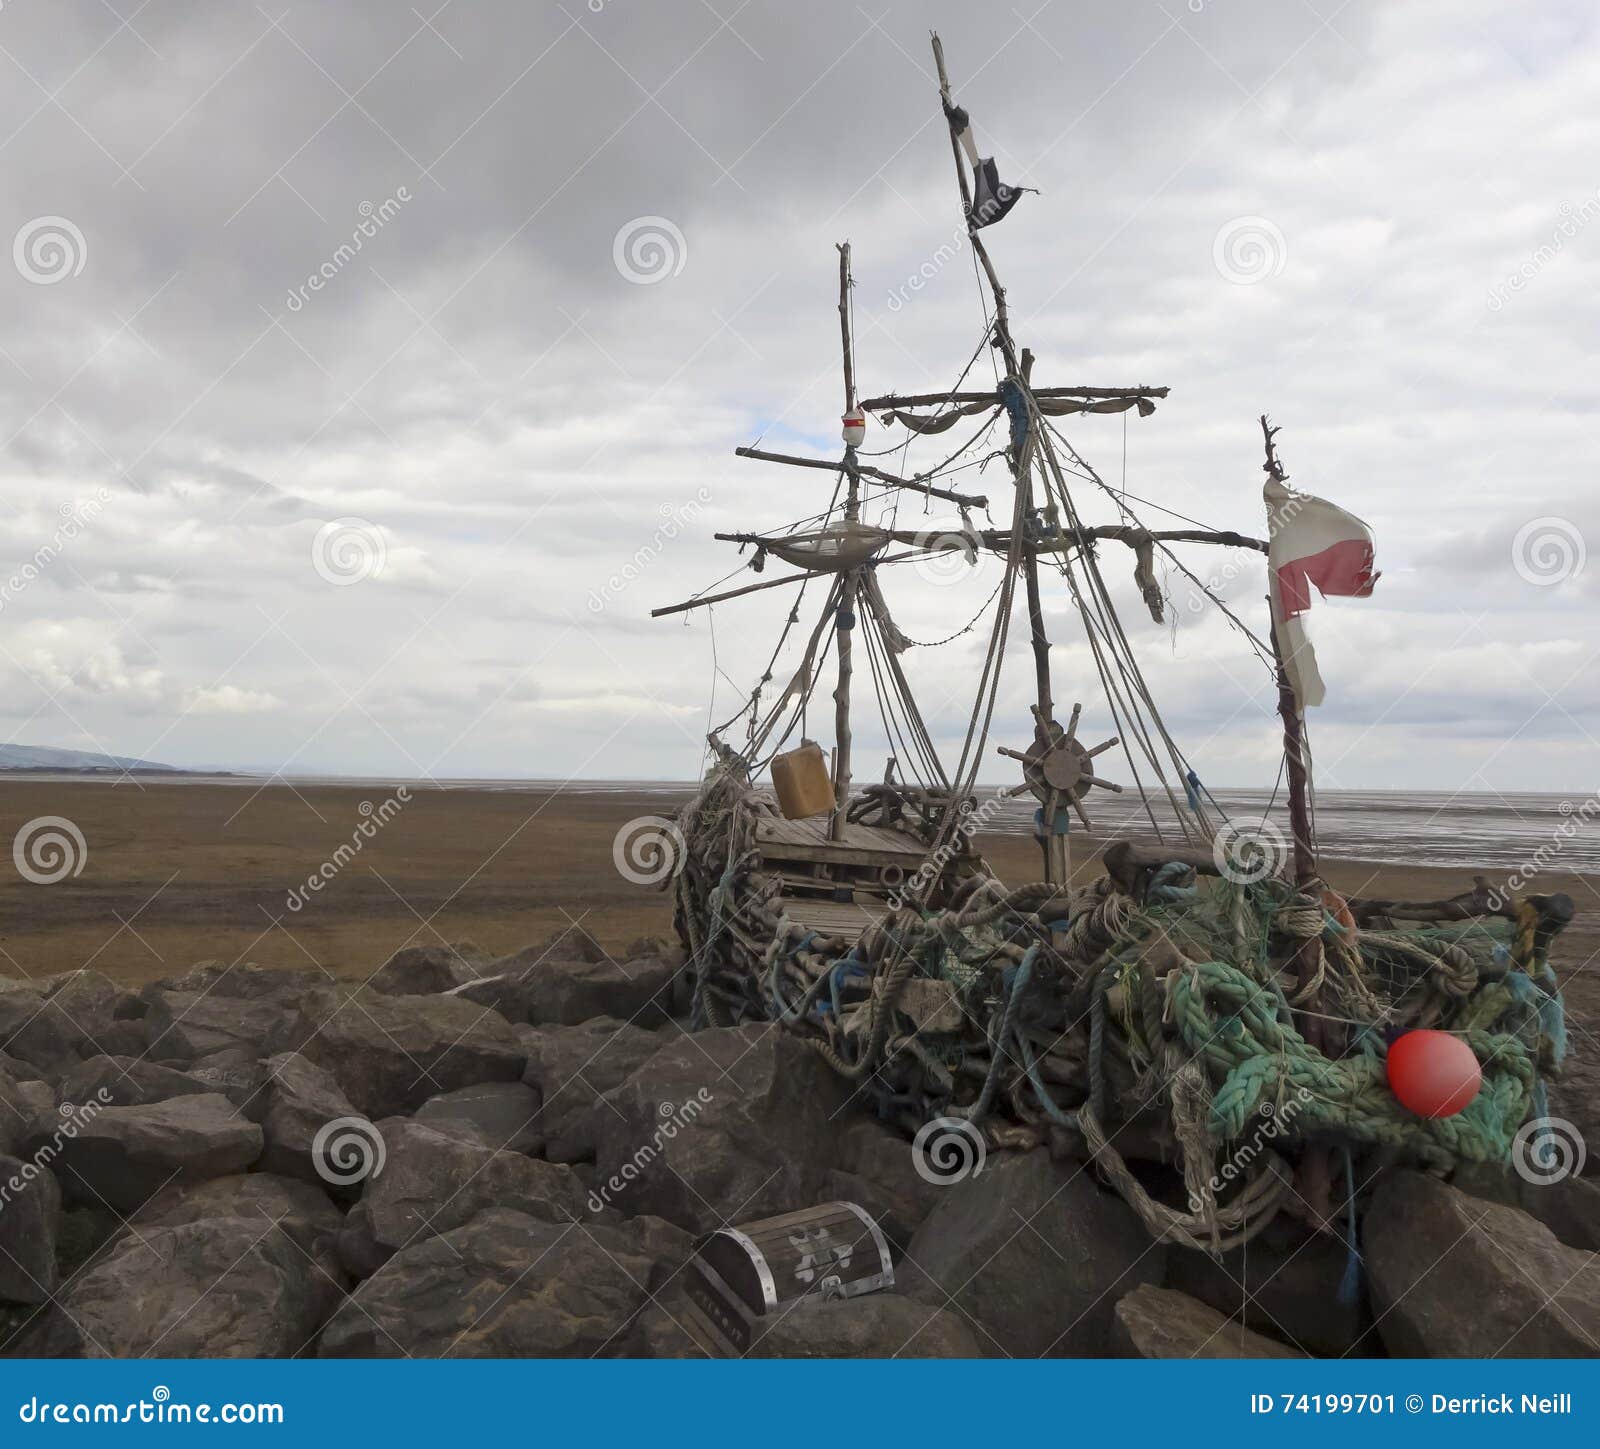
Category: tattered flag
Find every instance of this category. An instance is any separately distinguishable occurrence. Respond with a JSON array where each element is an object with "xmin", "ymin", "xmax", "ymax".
[{"xmin": 942, "ymin": 101, "xmax": 1029, "ymax": 230}]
